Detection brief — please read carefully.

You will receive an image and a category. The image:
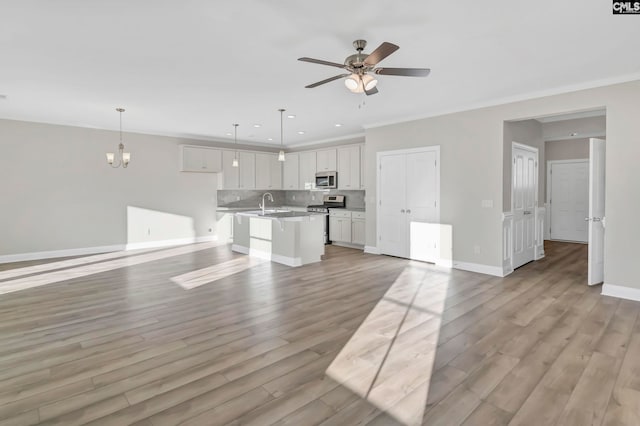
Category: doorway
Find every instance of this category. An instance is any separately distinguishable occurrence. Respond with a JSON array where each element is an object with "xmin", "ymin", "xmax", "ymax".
[{"xmin": 547, "ymin": 160, "xmax": 588, "ymax": 243}]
